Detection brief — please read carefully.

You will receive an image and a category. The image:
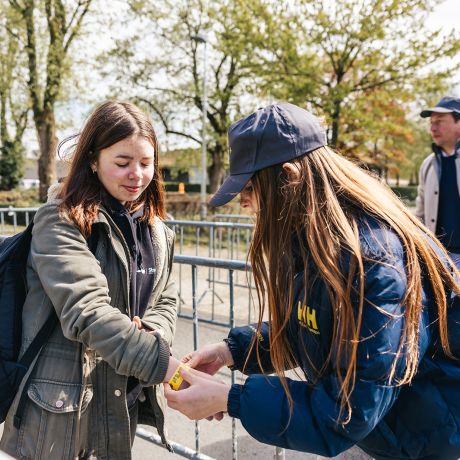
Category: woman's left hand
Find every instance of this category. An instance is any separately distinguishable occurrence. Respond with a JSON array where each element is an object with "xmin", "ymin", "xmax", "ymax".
[
  {"xmin": 164, "ymin": 366, "xmax": 230, "ymax": 420},
  {"xmin": 133, "ymin": 315, "xmax": 163, "ymax": 336}
]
